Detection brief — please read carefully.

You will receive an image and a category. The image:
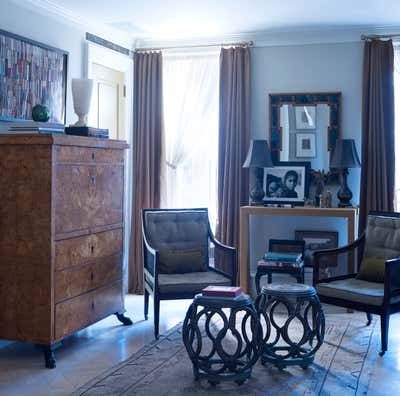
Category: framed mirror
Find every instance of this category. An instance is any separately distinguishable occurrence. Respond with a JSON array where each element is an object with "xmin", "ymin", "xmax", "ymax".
[{"xmin": 269, "ymin": 92, "xmax": 341, "ymax": 171}]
